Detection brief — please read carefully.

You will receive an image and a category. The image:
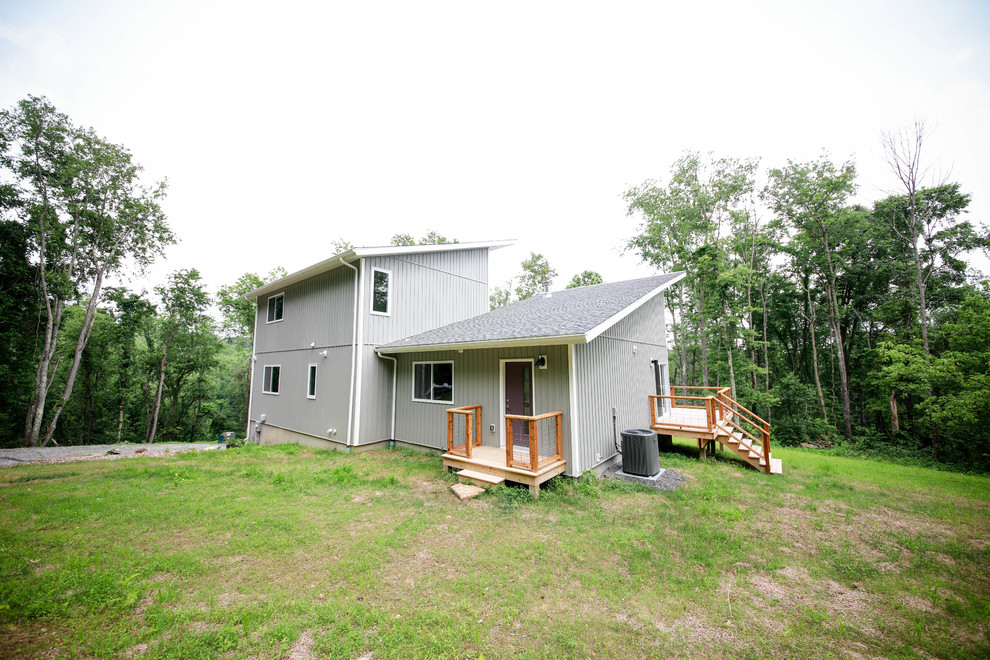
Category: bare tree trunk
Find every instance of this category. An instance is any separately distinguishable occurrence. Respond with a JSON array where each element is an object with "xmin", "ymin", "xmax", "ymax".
[
  {"xmin": 41, "ymin": 270, "xmax": 106, "ymax": 446},
  {"xmin": 825, "ymin": 281, "xmax": 853, "ymax": 440},
  {"xmin": 760, "ymin": 283, "xmax": 770, "ymax": 395},
  {"xmin": 147, "ymin": 343, "xmax": 167, "ymax": 444},
  {"xmin": 725, "ymin": 324, "xmax": 737, "ymax": 402},
  {"xmin": 889, "ymin": 392, "xmax": 899, "ymax": 433},
  {"xmin": 697, "ymin": 282, "xmax": 709, "ymax": 387},
  {"xmin": 804, "ymin": 284, "xmax": 829, "ymax": 423},
  {"xmin": 677, "ymin": 282, "xmax": 689, "ymax": 387}
]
